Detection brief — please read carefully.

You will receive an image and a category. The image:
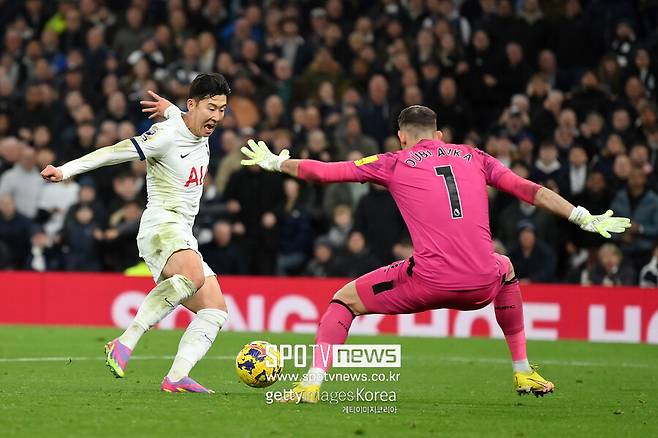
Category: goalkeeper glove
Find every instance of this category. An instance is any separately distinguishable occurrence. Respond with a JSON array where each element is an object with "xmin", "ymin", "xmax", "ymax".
[
  {"xmin": 568, "ymin": 206, "xmax": 631, "ymax": 238},
  {"xmin": 240, "ymin": 139, "xmax": 290, "ymax": 172}
]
